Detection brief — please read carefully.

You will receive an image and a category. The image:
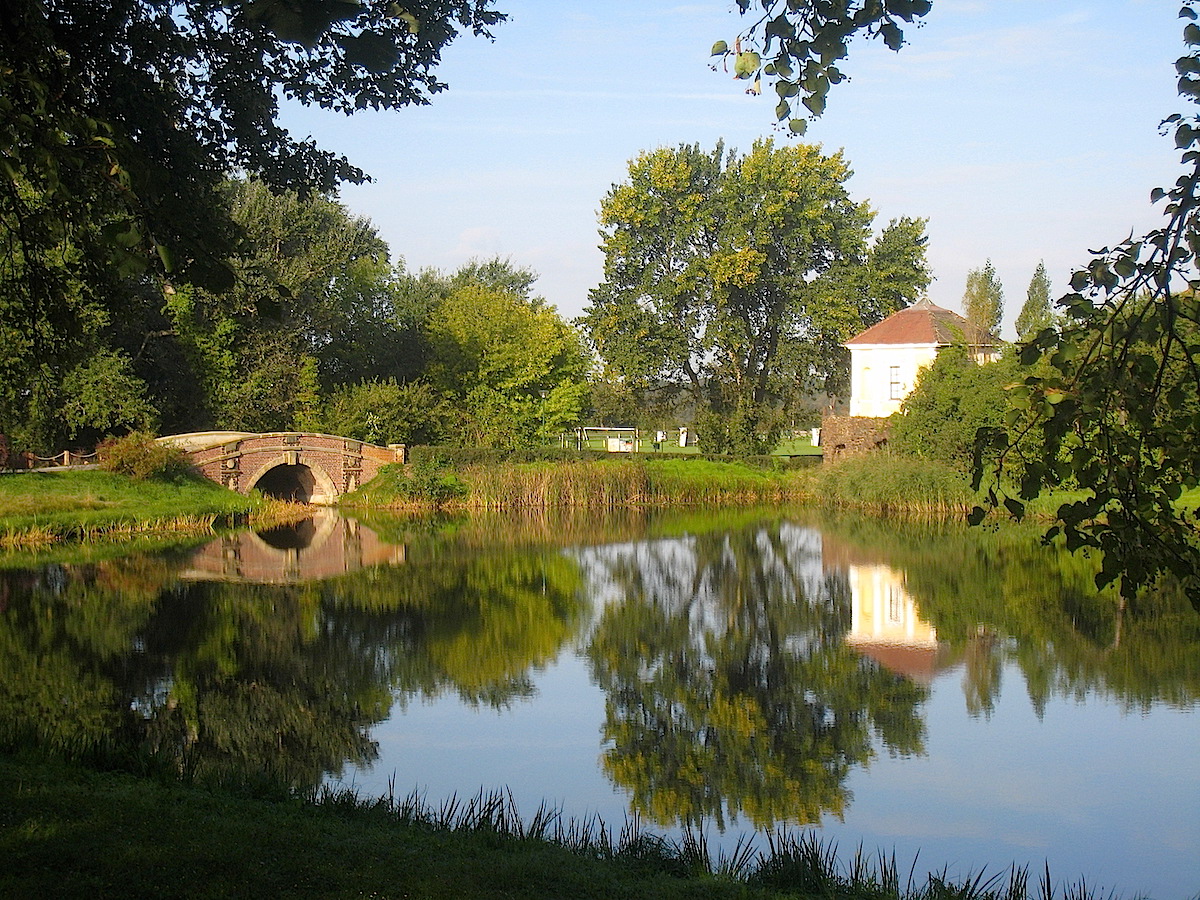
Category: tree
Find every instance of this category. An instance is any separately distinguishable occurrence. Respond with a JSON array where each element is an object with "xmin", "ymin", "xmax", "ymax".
[
  {"xmin": 962, "ymin": 260, "xmax": 1004, "ymax": 338},
  {"xmin": 428, "ymin": 264, "xmax": 589, "ymax": 447},
  {"xmin": 1, "ymin": 0, "xmax": 504, "ymax": 290},
  {"xmin": 322, "ymin": 378, "xmax": 452, "ymax": 446},
  {"xmin": 1, "ymin": 1, "xmax": 504, "ymax": 449},
  {"xmin": 582, "ymin": 522, "xmax": 925, "ymax": 829},
  {"xmin": 154, "ymin": 180, "xmax": 412, "ymax": 432},
  {"xmin": 1015, "ymin": 261, "xmax": 1055, "ymax": 342},
  {"xmin": 584, "ymin": 139, "xmax": 927, "ymax": 455},
  {"xmin": 890, "ymin": 346, "xmax": 1022, "ymax": 475}
]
